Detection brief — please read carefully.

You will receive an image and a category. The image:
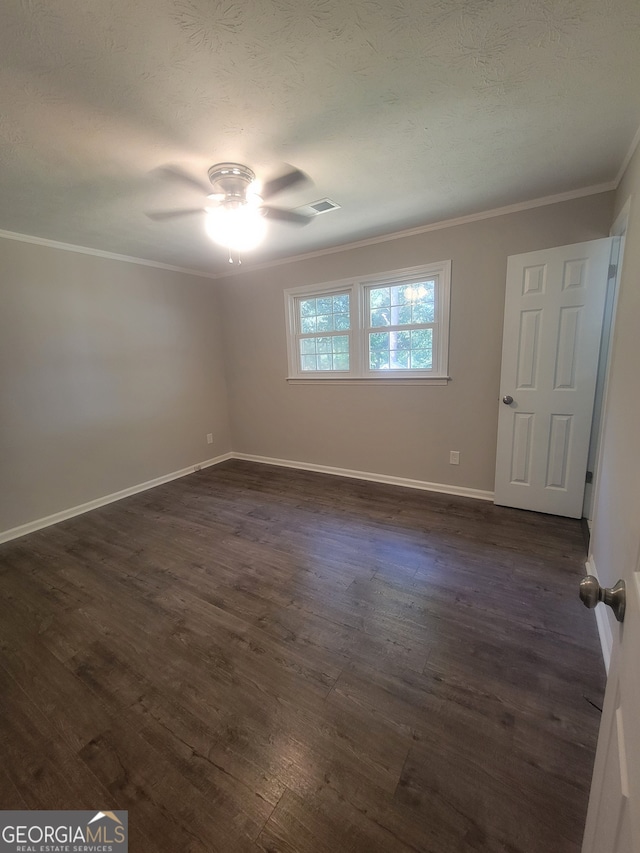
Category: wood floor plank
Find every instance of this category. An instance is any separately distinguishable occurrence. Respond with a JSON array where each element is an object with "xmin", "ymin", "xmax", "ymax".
[
  {"xmin": 78, "ymin": 718, "xmax": 264, "ymax": 852},
  {"xmin": 397, "ymin": 715, "xmax": 588, "ymax": 853},
  {"xmin": 0, "ymin": 460, "xmax": 604, "ymax": 852},
  {"xmin": 256, "ymin": 785, "xmax": 415, "ymax": 853},
  {"xmin": 0, "ymin": 668, "xmax": 115, "ymax": 809}
]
